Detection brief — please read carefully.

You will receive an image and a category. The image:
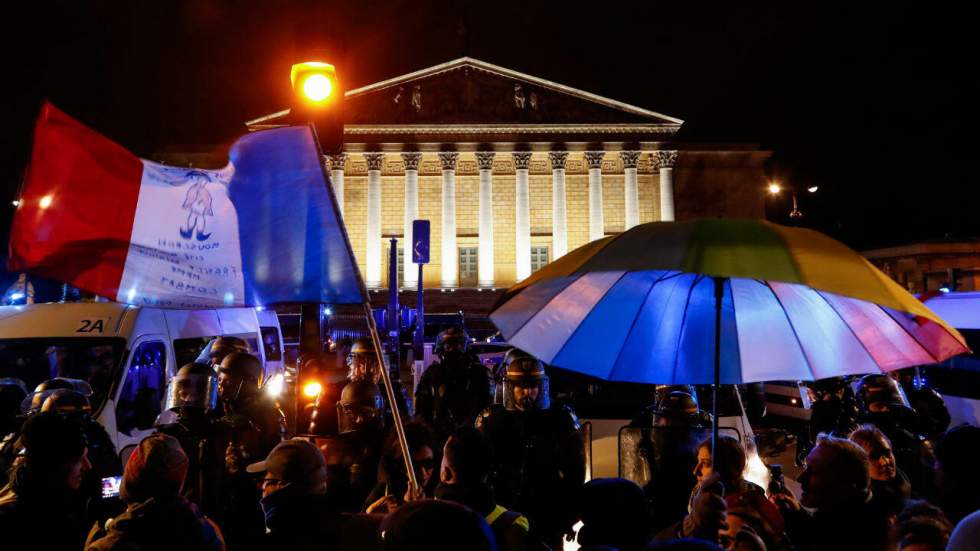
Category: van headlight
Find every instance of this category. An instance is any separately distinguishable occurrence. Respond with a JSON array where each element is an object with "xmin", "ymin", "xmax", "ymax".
[{"xmin": 265, "ymin": 373, "xmax": 285, "ymax": 398}]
